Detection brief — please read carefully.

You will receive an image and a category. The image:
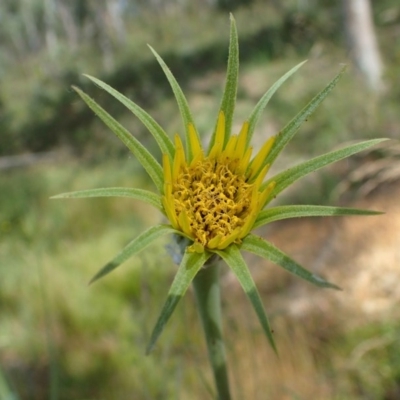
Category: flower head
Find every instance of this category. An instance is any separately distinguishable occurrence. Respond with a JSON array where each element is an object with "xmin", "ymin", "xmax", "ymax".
[
  {"xmin": 54, "ymin": 15, "xmax": 384, "ymax": 352},
  {"xmin": 163, "ymin": 112, "xmax": 276, "ymax": 253}
]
